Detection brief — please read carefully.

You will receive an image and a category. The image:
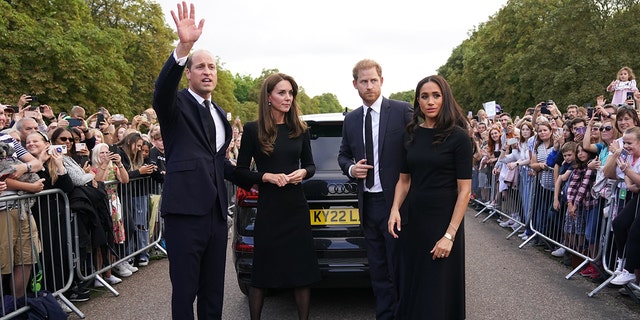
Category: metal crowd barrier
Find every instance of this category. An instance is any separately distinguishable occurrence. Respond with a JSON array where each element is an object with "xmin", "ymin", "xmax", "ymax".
[
  {"xmin": 1, "ymin": 176, "xmax": 165, "ymax": 319},
  {"xmin": 73, "ymin": 177, "xmax": 165, "ymax": 305},
  {"xmin": 0, "ymin": 189, "xmax": 75, "ymax": 319},
  {"xmin": 472, "ymin": 164, "xmax": 639, "ymax": 302}
]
